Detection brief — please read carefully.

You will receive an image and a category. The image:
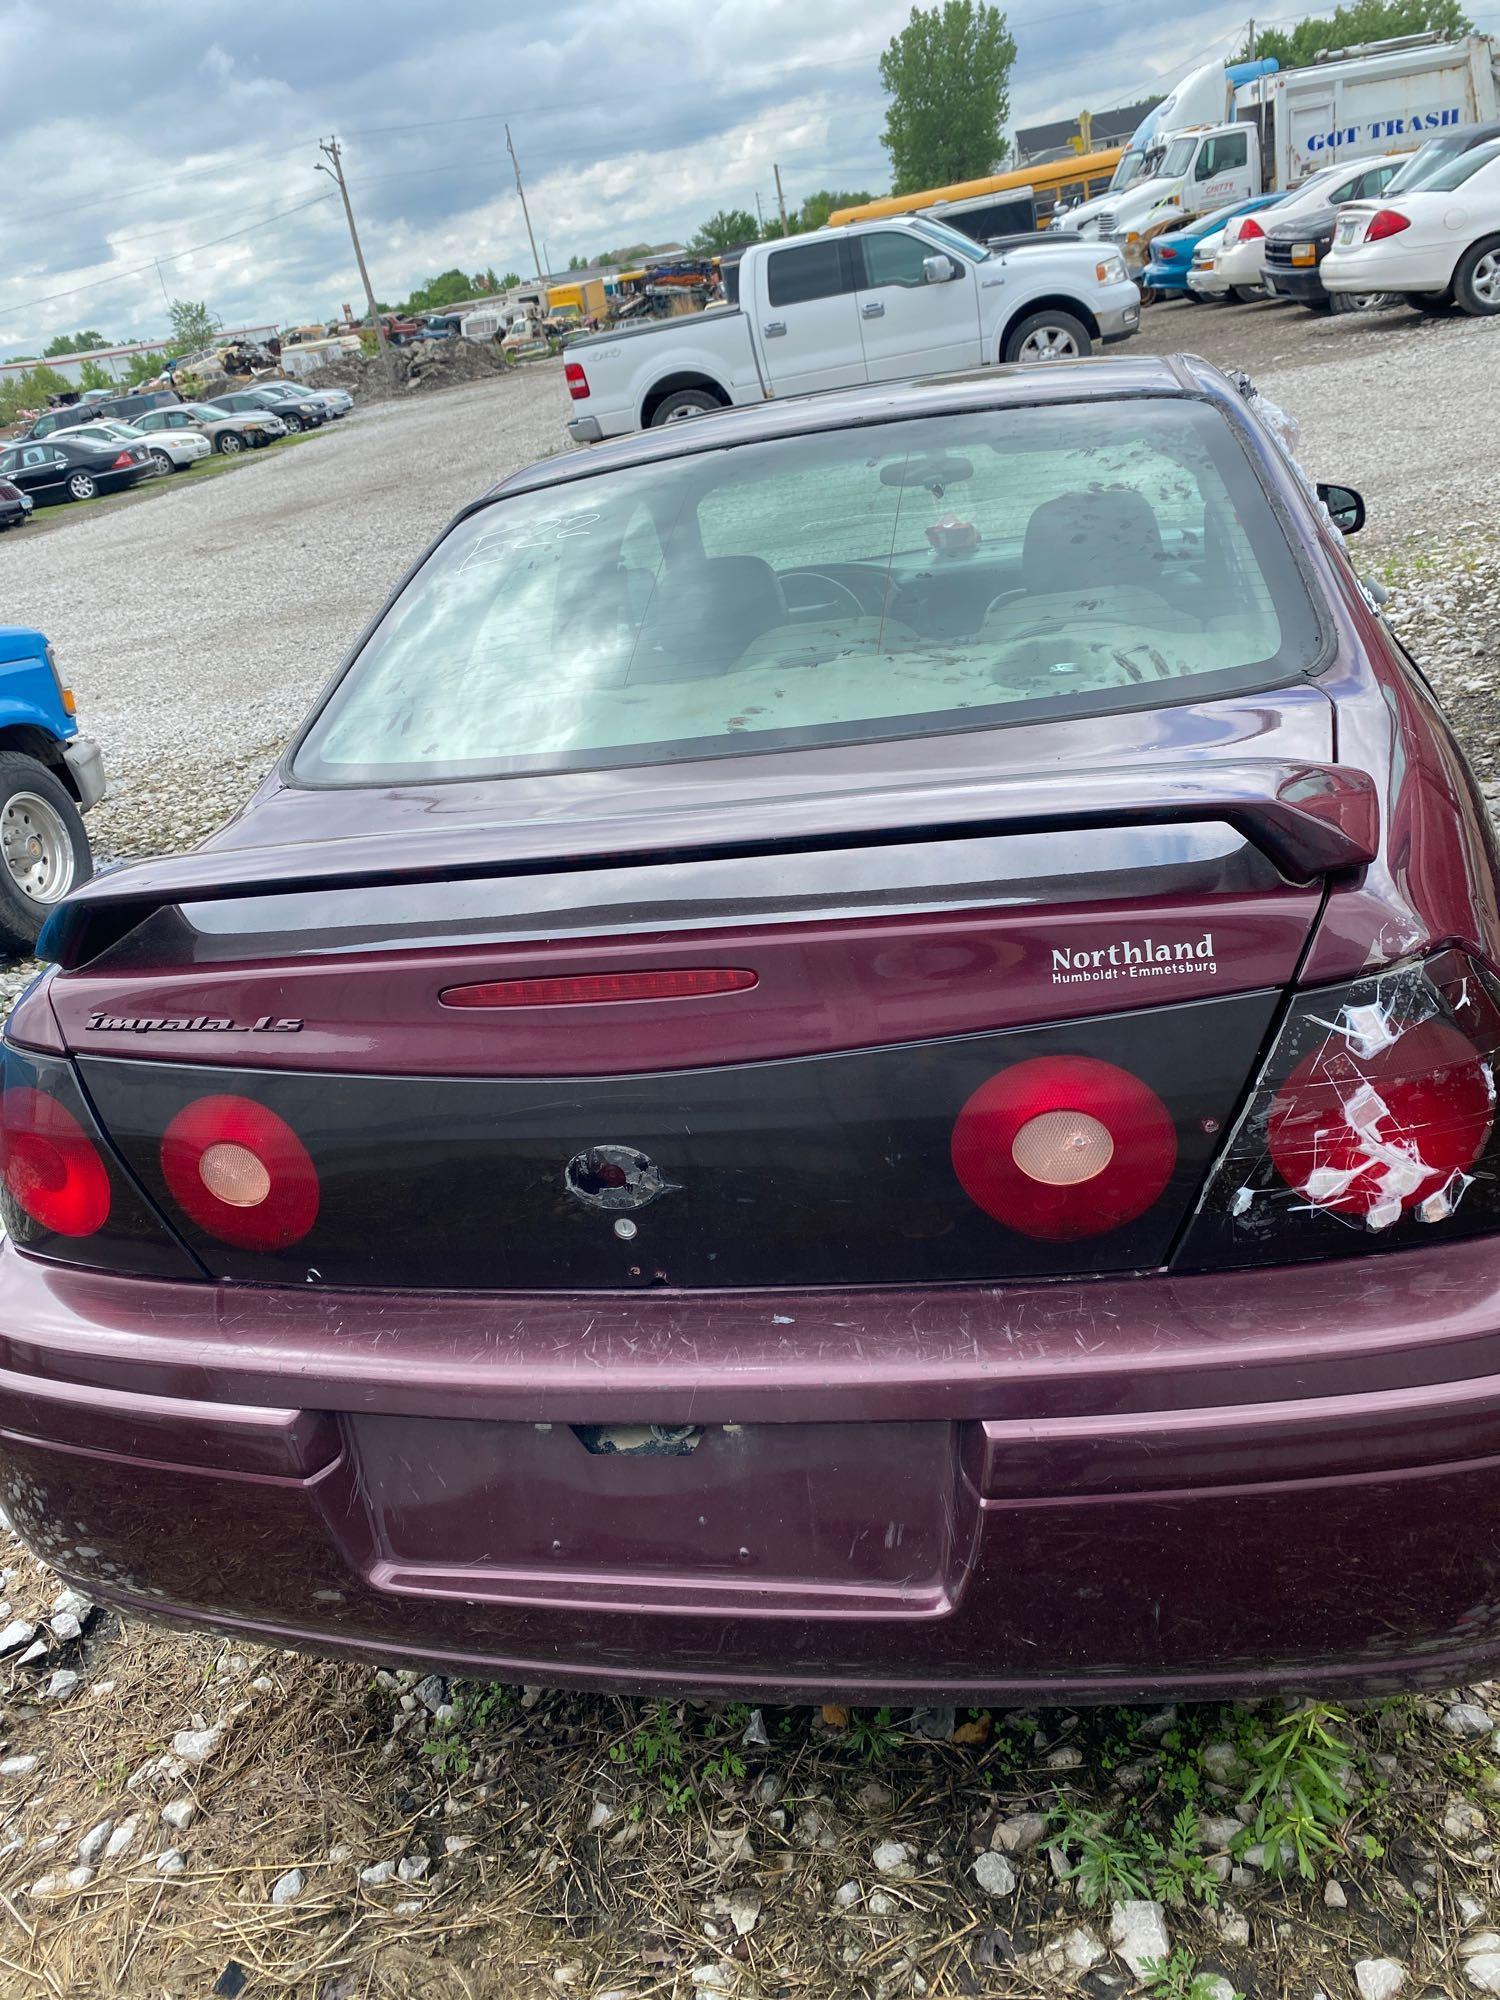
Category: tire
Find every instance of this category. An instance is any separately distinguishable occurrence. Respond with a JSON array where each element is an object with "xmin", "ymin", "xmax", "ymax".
[
  {"xmin": 649, "ymin": 389, "xmax": 724, "ymax": 426},
  {"xmin": 281, "ymin": 413, "xmax": 303, "ymax": 433},
  {"xmin": 1328, "ymin": 289, "xmax": 1394, "ymax": 315},
  {"xmin": 1453, "ymin": 237, "xmax": 1500, "ymax": 317},
  {"xmin": 149, "ymin": 449, "xmax": 174, "ymax": 476},
  {"xmin": 1404, "ymin": 291, "xmax": 1456, "ymax": 315},
  {"xmin": 1002, "ymin": 309, "xmax": 1093, "ymax": 363},
  {"xmin": 1227, "ymin": 287, "xmax": 1261, "ymax": 305},
  {"xmin": 217, "ymin": 431, "xmax": 244, "ymax": 455},
  {"xmin": 0, "ymin": 755, "xmax": 93, "ymax": 956},
  {"xmin": 65, "ymin": 472, "xmax": 98, "ymax": 502}
]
